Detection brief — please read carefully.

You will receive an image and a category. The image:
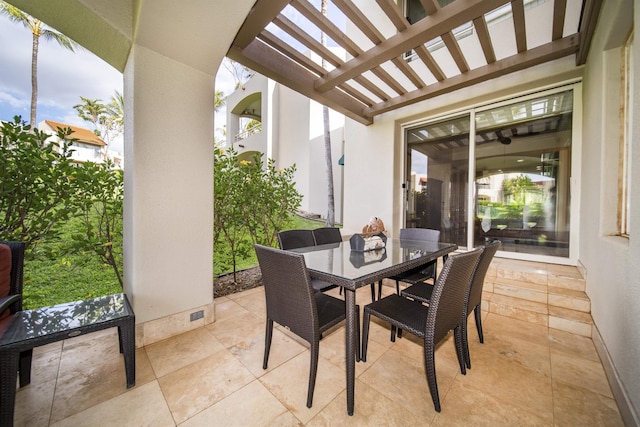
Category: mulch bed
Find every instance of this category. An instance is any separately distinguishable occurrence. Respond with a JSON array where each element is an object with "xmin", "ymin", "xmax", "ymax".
[{"xmin": 213, "ymin": 266, "xmax": 263, "ymax": 298}]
